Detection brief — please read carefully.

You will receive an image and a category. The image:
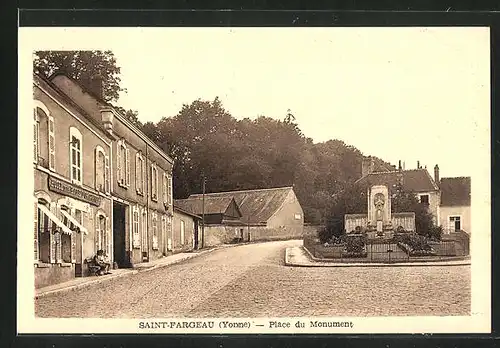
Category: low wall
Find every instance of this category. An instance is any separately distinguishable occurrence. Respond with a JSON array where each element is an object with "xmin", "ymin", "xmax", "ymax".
[
  {"xmin": 35, "ymin": 263, "xmax": 75, "ymax": 289},
  {"xmin": 204, "ymin": 224, "xmax": 304, "ymax": 247}
]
